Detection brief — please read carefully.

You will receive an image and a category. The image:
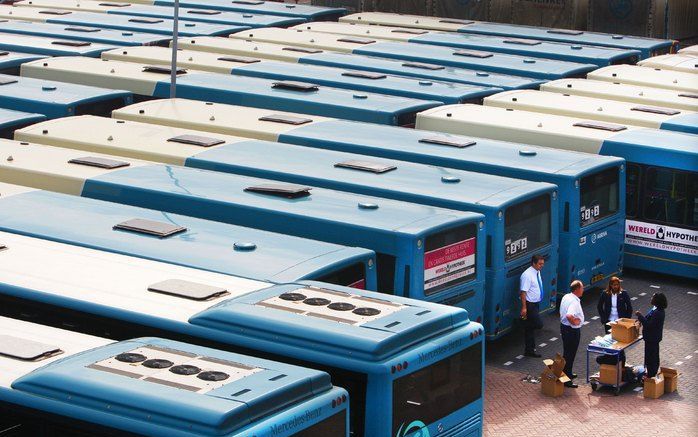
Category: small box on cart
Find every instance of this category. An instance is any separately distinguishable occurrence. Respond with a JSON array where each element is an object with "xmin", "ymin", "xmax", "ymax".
[{"xmin": 608, "ymin": 318, "xmax": 640, "ymax": 343}]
